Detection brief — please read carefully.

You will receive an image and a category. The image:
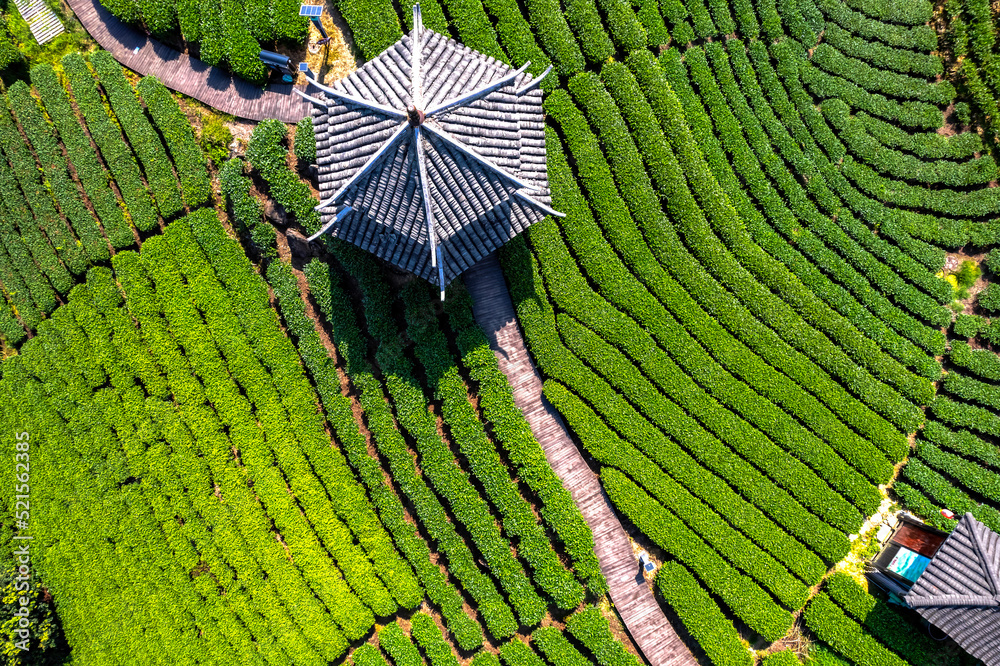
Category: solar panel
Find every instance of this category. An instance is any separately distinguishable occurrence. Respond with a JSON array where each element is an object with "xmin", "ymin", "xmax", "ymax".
[{"xmin": 299, "ymin": 4, "xmax": 323, "ymax": 16}]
